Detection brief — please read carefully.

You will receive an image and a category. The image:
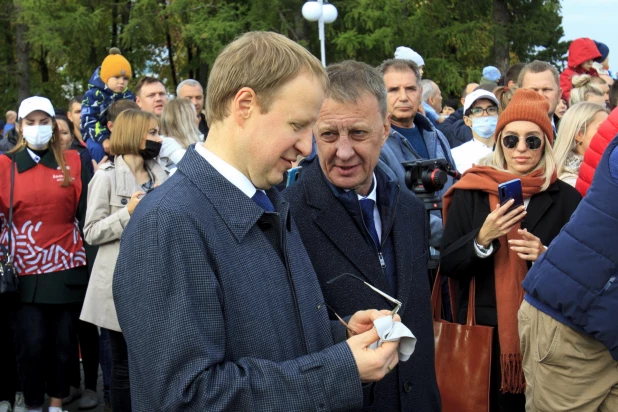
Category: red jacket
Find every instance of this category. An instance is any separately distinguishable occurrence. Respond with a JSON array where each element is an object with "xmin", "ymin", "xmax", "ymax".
[
  {"xmin": 560, "ymin": 38, "xmax": 601, "ymax": 101},
  {"xmin": 576, "ymin": 107, "xmax": 618, "ymax": 196},
  {"xmin": 0, "ymin": 149, "xmax": 86, "ymax": 276}
]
